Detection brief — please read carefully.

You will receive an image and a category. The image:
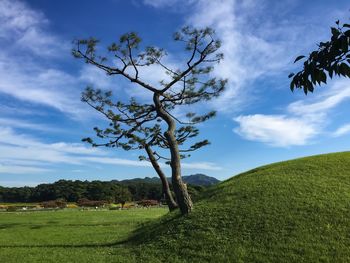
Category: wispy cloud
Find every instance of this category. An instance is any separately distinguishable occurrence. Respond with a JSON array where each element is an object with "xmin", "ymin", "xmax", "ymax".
[
  {"xmin": 182, "ymin": 0, "xmax": 317, "ymax": 112},
  {"xmin": 0, "ymin": 0, "xmax": 45, "ymax": 37},
  {"xmin": 234, "ymin": 114, "xmax": 318, "ymax": 147},
  {"xmin": 0, "ymin": 164, "xmax": 51, "ymax": 174},
  {"xmin": 0, "ymin": 127, "xmax": 221, "ymax": 174},
  {"xmin": 143, "ymin": 0, "xmax": 347, "ymax": 116},
  {"xmin": 0, "ymin": 127, "xmax": 103, "ymax": 169},
  {"xmin": 182, "ymin": 161, "xmax": 222, "ymax": 171},
  {"xmin": 287, "ymin": 80, "xmax": 350, "ymax": 115},
  {"xmin": 0, "ymin": 53, "xmax": 84, "ymax": 116},
  {"xmin": 0, "ymin": 117, "xmax": 60, "ymax": 132},
  {"xmin": 0, "ymin": 0, "xmax": 89, "ymax": 117},
  {"xmin": 80, "ymin": 156, "xmax": 151, "ymax": 167},
  {"xmin": 143, "ymin": 0, "xmax": 193, "ymax": 9},
  {"xmin": 332, "ymin": 124, "xmax": 350, "ymax": 137},
  {"xmin": 234, "ymin": 79, "xmax": 350, "ymax": 146},
  {"xmin": 0, "ymin": 0, "xmax": 66, "ymax": 56}
]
